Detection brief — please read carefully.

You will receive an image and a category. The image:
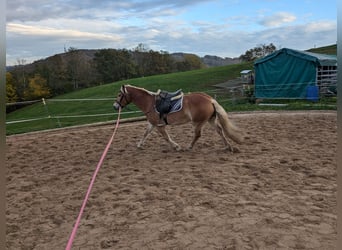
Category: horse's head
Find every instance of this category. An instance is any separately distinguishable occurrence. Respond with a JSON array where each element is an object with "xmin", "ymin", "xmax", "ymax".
[{"xmin": 113, "ymin": 85, "xmax": 131, "ymax": 110}]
